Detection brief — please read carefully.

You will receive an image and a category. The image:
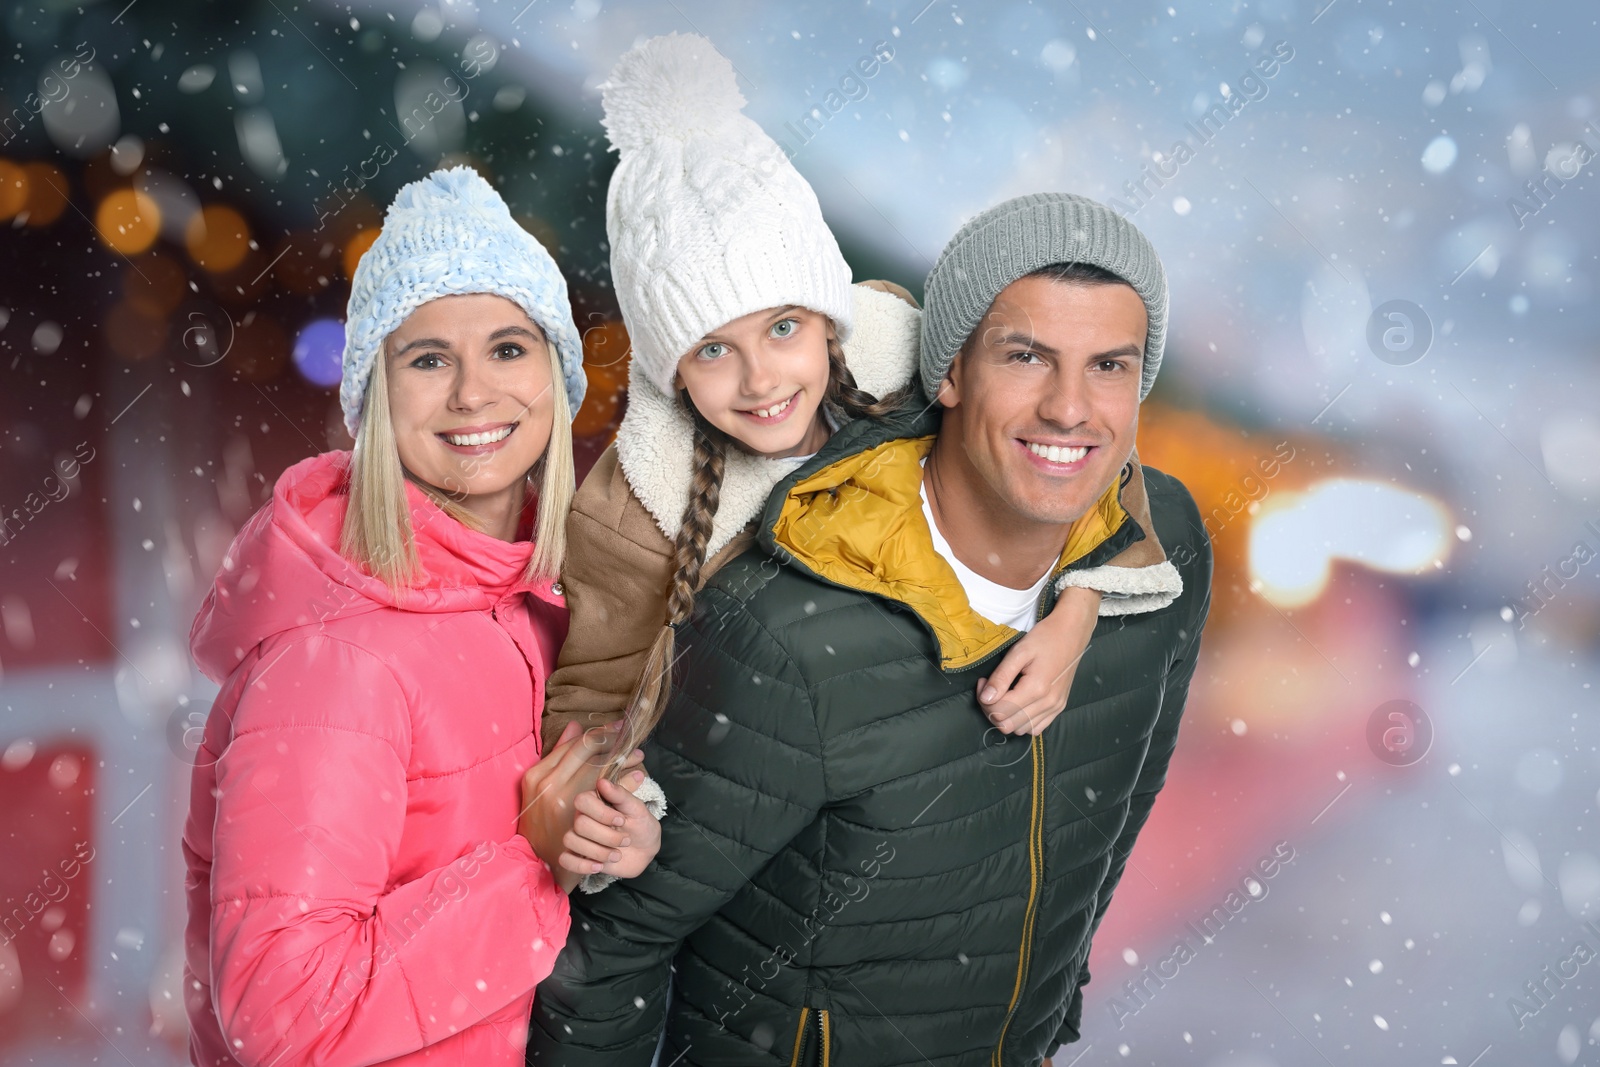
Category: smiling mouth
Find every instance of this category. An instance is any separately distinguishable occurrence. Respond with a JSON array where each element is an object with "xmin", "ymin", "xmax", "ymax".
[
  {"xmin": 439, "ymin": 424, "xmax": 515, "ymax": 447},
  {"xmin": 1023, "ymin": 441, "xmax": 1091, "ymax": 464},
  {"xmin": 739, "ymin": 391, "xmax": 798, "ymax": 420}
]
